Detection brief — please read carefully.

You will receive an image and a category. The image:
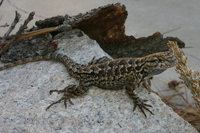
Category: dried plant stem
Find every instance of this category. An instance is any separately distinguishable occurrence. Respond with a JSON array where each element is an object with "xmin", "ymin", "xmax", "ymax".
[
  {"xmin": 0, "ymin": 26, "xmax": 58, "ymax": 46},
  {"xmin": 0, "ymin": 0, "xmax": 3, "ymax": 6},
  {"xmin": 0, "ymin": 11, "xmax": 35, "ymax": 54},
  {"xmin": 167, "ymin": 41, "xmax": 200, "ymax": 109},
  {"xmin": 1, "ymin": 11, "xmax": 21, "ymax": 43},
  {"xmin": 0, "ymin": 23, "xmax": 9, "ymax": 28},
  {"xmin": 0, "ymin": 17, "xmax": 72, "ymax": 46}
]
